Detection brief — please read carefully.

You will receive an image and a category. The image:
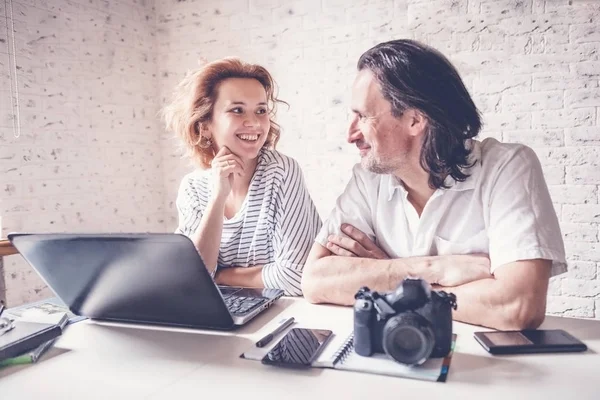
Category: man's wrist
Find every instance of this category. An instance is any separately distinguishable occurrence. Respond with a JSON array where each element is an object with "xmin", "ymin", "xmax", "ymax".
[
  {"xmin": 425, "ymin": 256, "xmax": 443, "ymax": 284},
  {"xmin": 399, "ymin": 255, "xmax": 442, "ymax": 285}
]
